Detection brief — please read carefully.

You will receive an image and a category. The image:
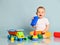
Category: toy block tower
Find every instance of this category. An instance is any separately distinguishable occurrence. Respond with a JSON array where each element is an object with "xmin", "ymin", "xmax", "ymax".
[{"xmin": 32, "ymin": 30, "xmax": 38, "ymax": 39}]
